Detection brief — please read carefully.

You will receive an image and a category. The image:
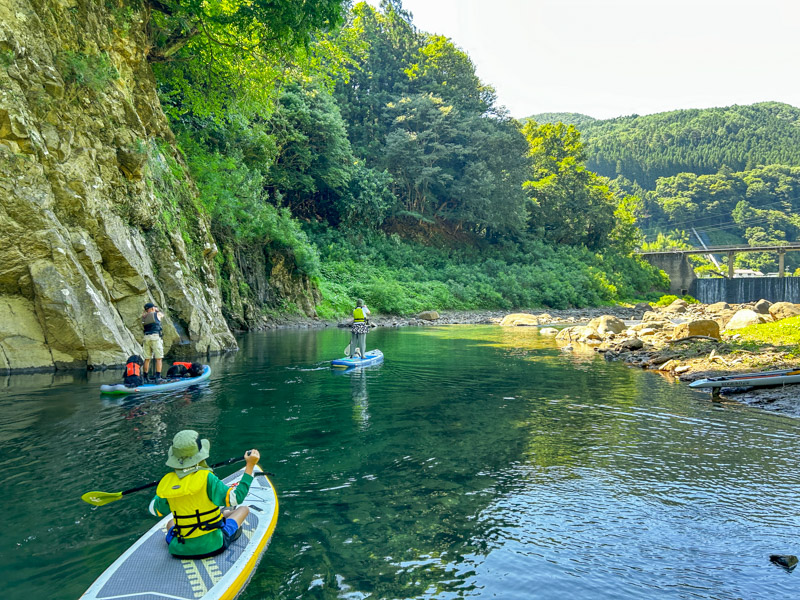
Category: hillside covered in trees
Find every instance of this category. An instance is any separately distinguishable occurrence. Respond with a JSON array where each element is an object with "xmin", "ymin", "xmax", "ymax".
[
  {"xmin": 533, "ymin": 103, "xmax": 800, "ymax": 189},
  {"xmin": 533, "ymin": 103, "xmax": 800, "ymax": 273}
]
